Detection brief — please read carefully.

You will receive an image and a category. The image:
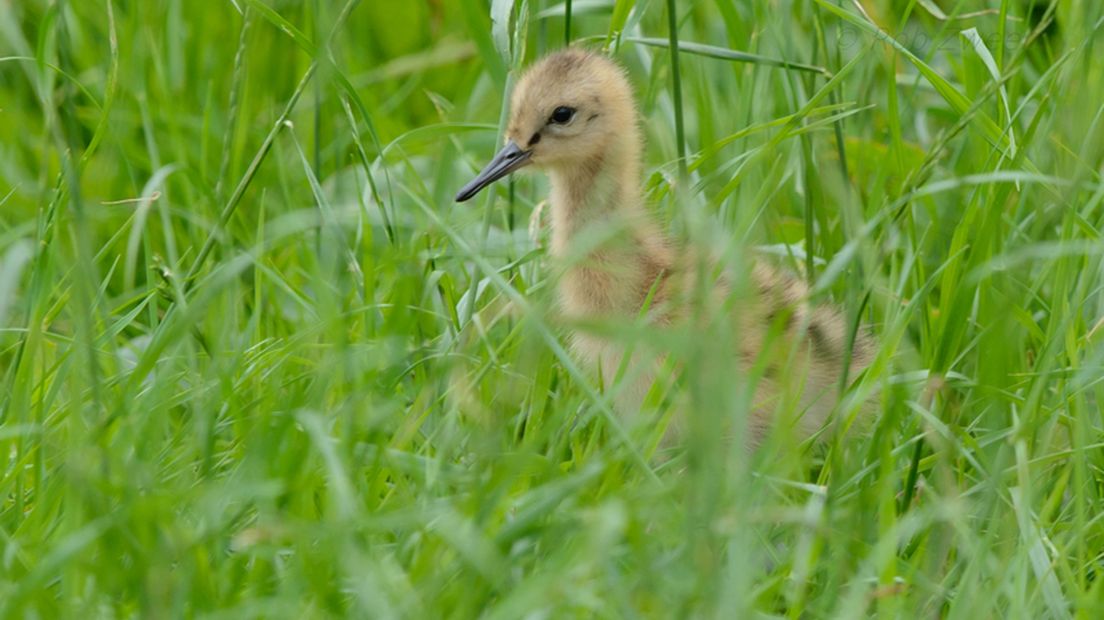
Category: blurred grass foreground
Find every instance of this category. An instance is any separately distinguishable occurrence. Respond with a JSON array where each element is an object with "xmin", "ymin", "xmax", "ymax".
[{"xmin": 2, "ymin": 0, "xmax": 1104, "ymax": 617}]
